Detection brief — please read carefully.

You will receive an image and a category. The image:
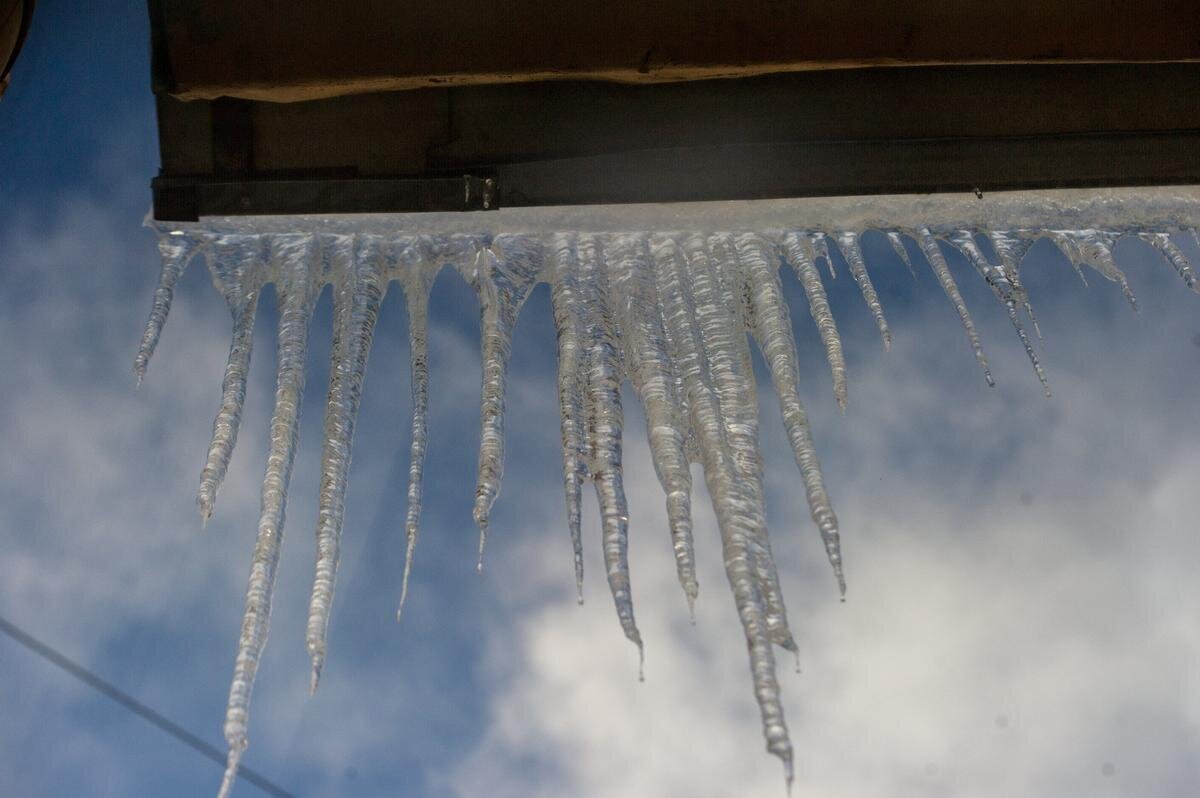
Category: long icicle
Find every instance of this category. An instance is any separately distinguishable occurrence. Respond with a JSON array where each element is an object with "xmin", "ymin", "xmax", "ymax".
[
  {"xmin": 651, "ymin": 234, "xmax": 793, "ymax": 784},
  {"xmin": 781, "ymin": 232, "xmax": 848, "ymax": 410},
  {"xmin": 947, "ymin": 231, "xmax": 1049, "ymax": 396},
  {"xmin": 134, "ymin": 233, "xmax": 200, "ymax": 384},
  {"xmin": 834, "ymin": 231, "xmax": 892, "ymax": 350},
  {"xmin": 199, "ymin": 236, "xmax": 268, "ymax": 522},
  {"xmin": 396, "ymin": 242, "xmax": 437, "ymax": 621},
  {"xmin": 467, "ymin": 234, "xmax": 542, "ymax": 571},
  {"xmin": 702, "ymin": 234, "xmax": 799, "ymax": 654},
  {"xmin": 306, "ymin": 235, "xmax": 385, "ymax": 693},
  {"xmin": 606, "ymin": 234, "xmax": 699, "ymax": 614},
  {"xmin": 736, "ymin": 233, "xmax": 846, "ymax": 596},
  {"xmin": 218, "ymin": 234, "xmax": 320, "ymax": 798},
  {"xmin": 580, "ymin": 235, "xmax": 643, "ymax": 665},
  {"xmin": 548, "ymin": 233, "xmax": 589, "ymax": 603},
  {"xmin": 916, "ymin": 228, "xmax": 994, "ymax": 387}
]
